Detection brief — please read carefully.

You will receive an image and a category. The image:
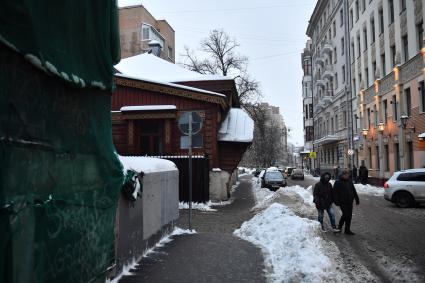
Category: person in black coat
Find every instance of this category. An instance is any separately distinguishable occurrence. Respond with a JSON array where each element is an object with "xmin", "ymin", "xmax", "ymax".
[
  {"xmin": 333, "ymin": 170, "xmax": 360, "ymax": 235},
  {"xmin": 358, "ymin": 163, "xmax": 368, "ymax": 185},
  {"xmin": 313, "ymin": 172, "xmax": 339, "ymax": 232}
]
